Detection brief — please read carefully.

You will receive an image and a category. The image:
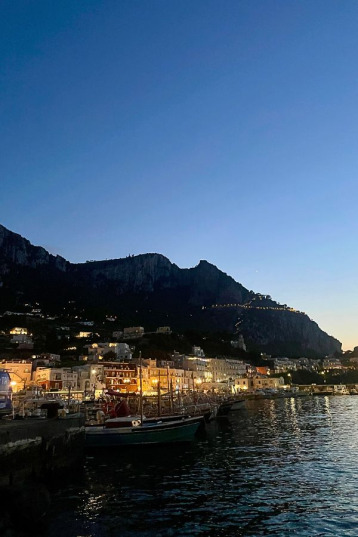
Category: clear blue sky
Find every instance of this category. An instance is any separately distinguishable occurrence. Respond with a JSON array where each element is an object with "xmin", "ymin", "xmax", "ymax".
[{"xmin": 1, "ymin": 1, "xmax": 357, "ymax": 350}]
